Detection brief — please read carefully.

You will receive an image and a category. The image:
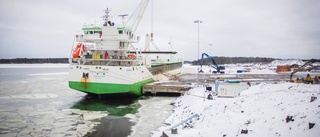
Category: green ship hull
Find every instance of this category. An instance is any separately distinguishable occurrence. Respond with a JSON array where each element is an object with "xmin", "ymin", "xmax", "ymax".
[{"xmin": 69, "ymin": 78, "xmax": 155, "ymax": 96}]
